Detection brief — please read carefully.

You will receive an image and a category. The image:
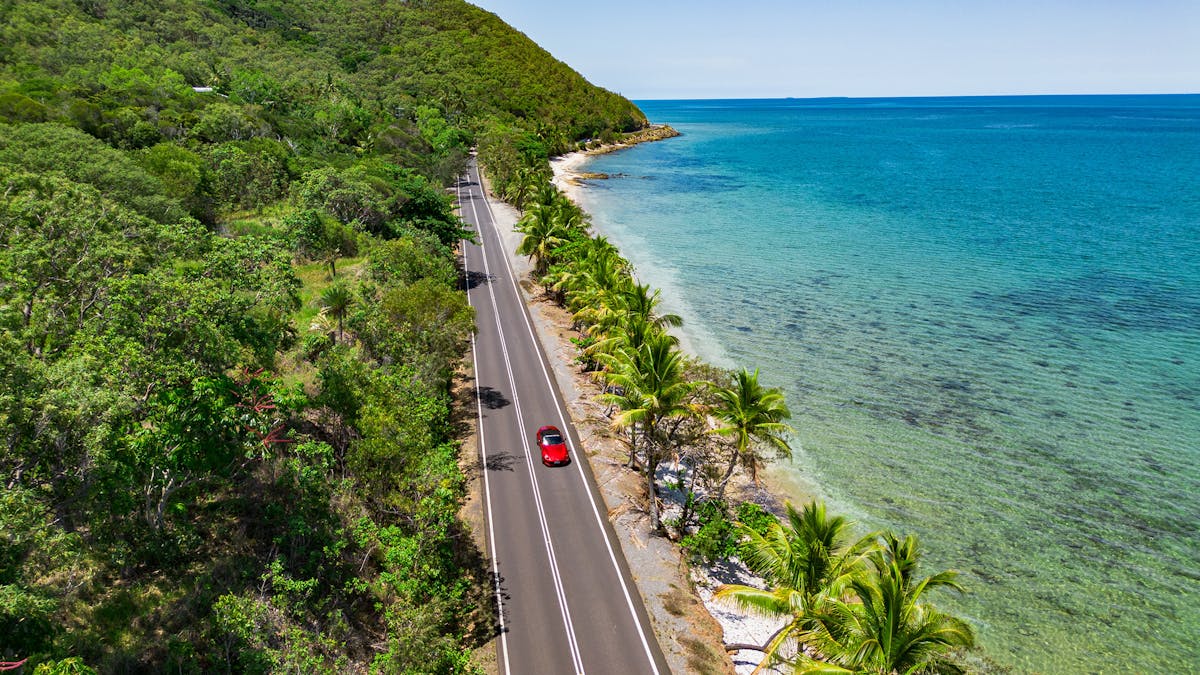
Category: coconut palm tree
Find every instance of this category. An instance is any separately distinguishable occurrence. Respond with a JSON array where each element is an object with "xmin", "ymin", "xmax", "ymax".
[
  {"xmin": 796, "ymin": 533, "xmax": 975, "ymax": 674},
  {"xmin": 544, "ymin": 236, "xmax": 624, "ymax": 309},
  {"xmin": 598, "ymin": 281, "xmax": 682, "ymax": 337},
  {"xmin": 714, "ymin": 500, "xmax": 874, "ymax": 673},
  {"xmin": 711, "ymin": 368, "xmax": 794, "ymax": 498},
  {"xmin": 599, "ymin": 332, "xmax": 697, "ymax": 532},
  {"xmin": 515, "ymin": 203, "xmax": 571, "ymax": 276},
  {"xmin": 319, "ymin": 282, "xmax": 354, "ymax": 345},
  {"xmin": 590, "ymin": 313, "xmax": 678, "ymax": 374},
  {"xmin": 528, "ymin": 181, "xmax": 562, "ymax": 208},
  {"xmin": 515, "ymin": 194, "xmax": 590, "ymax": 277},
  {"xmin": 504, "ymin": 165, "xmax": 549, "ymax": 208},
  {"xmin": 569, "ymin": 259, "xmax": 632, "ymax": 331}
]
